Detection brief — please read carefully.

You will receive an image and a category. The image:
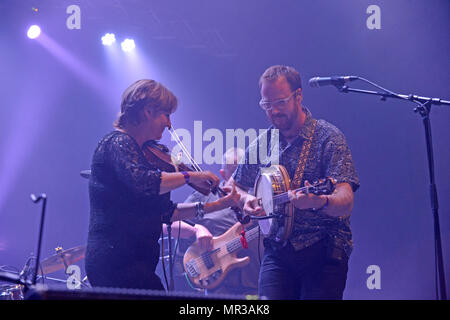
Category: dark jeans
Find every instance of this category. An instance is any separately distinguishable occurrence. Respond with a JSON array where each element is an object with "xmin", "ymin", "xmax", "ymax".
[{"xmin": 258, "ymin": 239, "xmax": 348, "ymax": 300}]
